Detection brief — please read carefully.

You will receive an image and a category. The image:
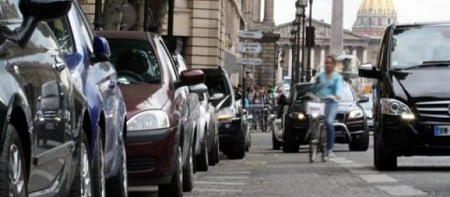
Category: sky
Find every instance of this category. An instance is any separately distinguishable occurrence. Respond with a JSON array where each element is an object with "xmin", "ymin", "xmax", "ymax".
[{"xmin": 274, "ymin": 0, "xmax": 450, "ymax": 30}]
